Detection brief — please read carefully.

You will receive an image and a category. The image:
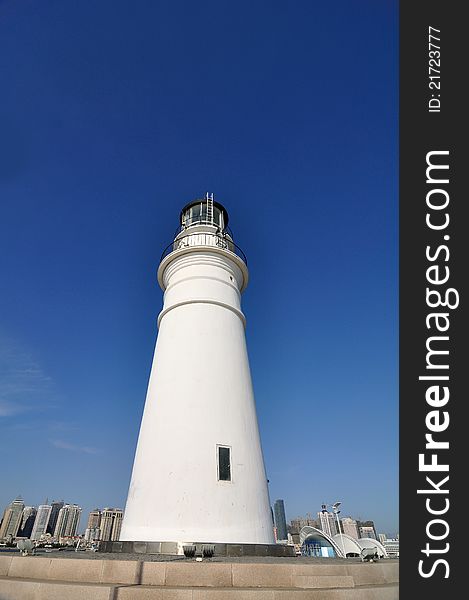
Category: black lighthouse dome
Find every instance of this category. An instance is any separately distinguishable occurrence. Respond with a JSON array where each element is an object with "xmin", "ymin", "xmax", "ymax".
[{"xmin": 180, "ymin": 193, "xmax": 229, "ymax": 231}]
